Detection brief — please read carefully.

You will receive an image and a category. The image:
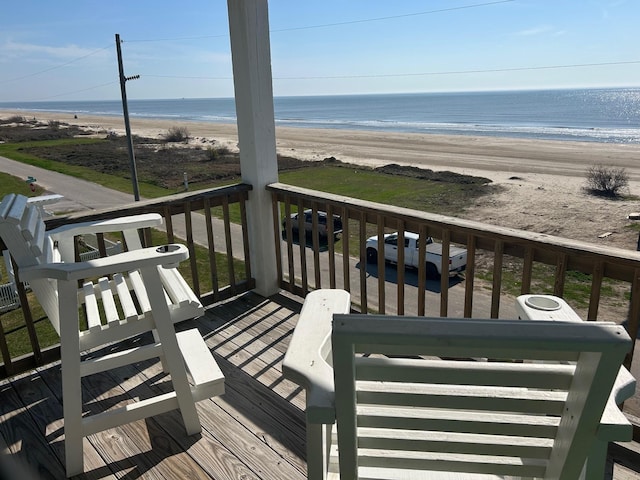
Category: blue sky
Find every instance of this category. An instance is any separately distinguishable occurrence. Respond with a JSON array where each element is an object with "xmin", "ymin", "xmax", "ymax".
[{"xmin": 1, "ymin": 0, "xmax": 639, "ymax": 102}]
